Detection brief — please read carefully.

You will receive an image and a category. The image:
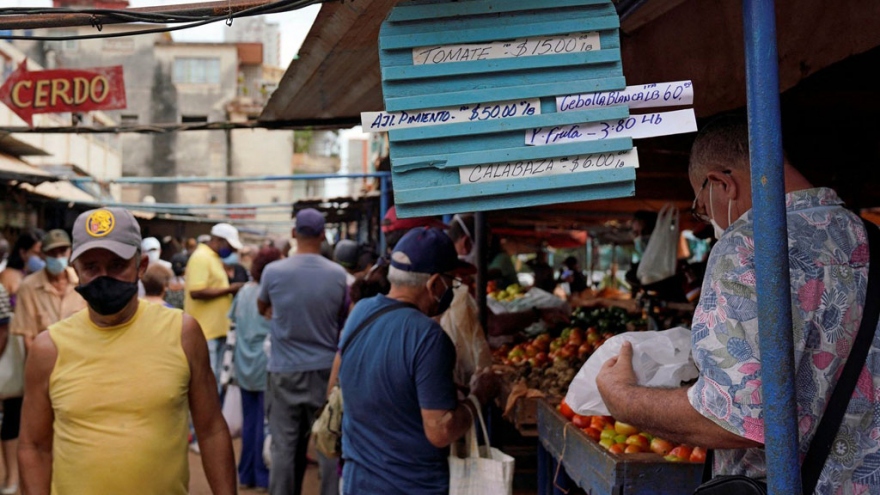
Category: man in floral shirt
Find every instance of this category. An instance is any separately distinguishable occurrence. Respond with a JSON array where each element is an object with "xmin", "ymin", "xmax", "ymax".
[{"xmin": 597, "ymin": 116, "xmax": 880, "ymax": 493}]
